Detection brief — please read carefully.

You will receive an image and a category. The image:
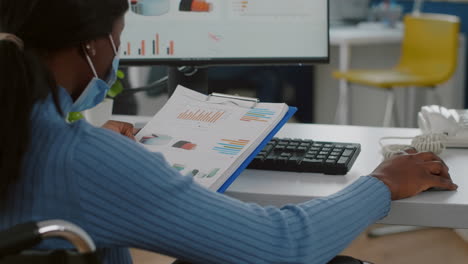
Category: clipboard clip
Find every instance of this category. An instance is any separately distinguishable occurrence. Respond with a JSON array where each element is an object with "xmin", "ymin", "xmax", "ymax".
[{"xmin": 207, "ymin": 93, "xmax": 260, "ymax": 109}]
